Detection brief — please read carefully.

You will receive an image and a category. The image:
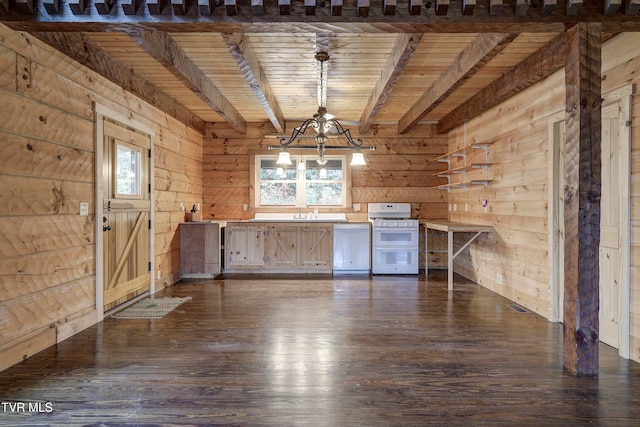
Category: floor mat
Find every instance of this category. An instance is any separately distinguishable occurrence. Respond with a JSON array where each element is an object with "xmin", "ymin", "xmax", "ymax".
[{"xmin": 111, "ymin": 297, "xmax": 191, "ymax": 319}]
